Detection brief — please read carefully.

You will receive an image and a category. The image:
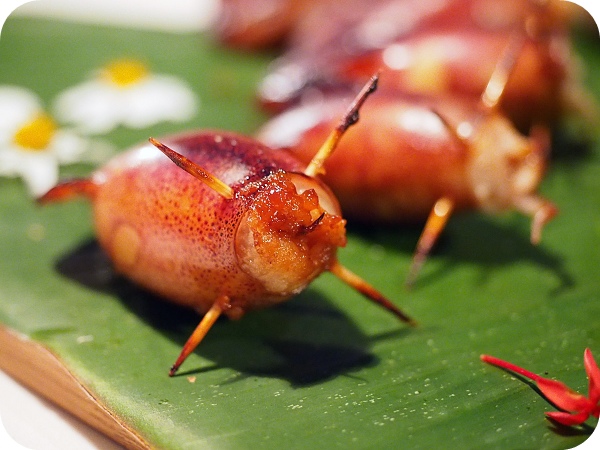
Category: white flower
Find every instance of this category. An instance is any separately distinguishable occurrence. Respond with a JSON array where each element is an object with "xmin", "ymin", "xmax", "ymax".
[
  {"xmin": 0, "ymin": 86, "xmax": 92, "ymax": 197},
  {"xmin": 53, "ymin": 59, "xmax": 199, "ymax": 134}
]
